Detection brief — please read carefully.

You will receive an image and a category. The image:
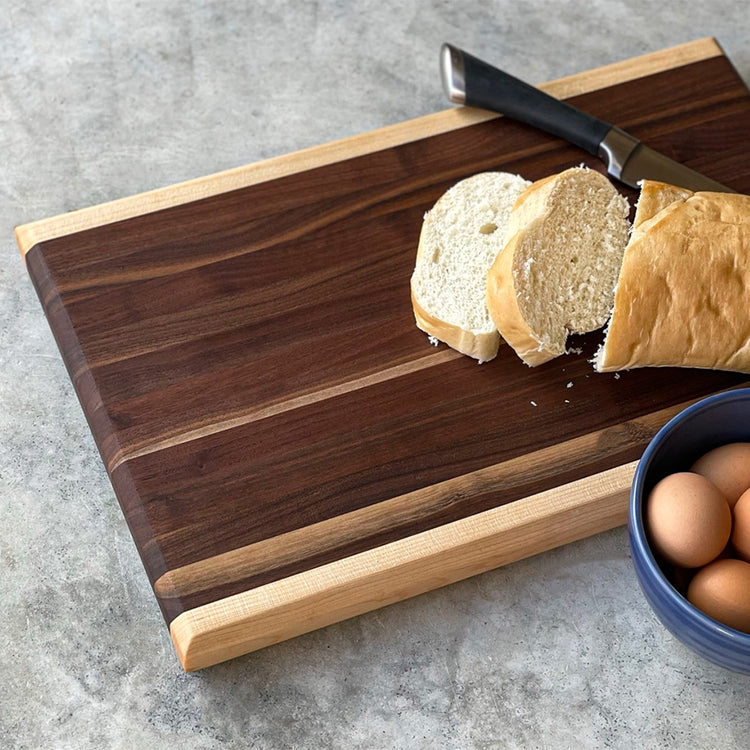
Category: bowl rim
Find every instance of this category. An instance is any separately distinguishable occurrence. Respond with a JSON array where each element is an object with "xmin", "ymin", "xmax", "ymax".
[{"xmin": 630, "ymin": 387, "xmax": 750, "ymax": 646}]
